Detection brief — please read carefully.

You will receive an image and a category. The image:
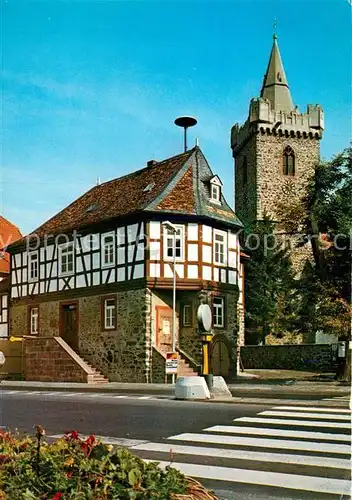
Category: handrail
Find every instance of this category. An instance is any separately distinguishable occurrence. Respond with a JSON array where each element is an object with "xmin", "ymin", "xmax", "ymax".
[{"xmin": 176, "ymin": 346, "xmax": 201, "ymax": 373}]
